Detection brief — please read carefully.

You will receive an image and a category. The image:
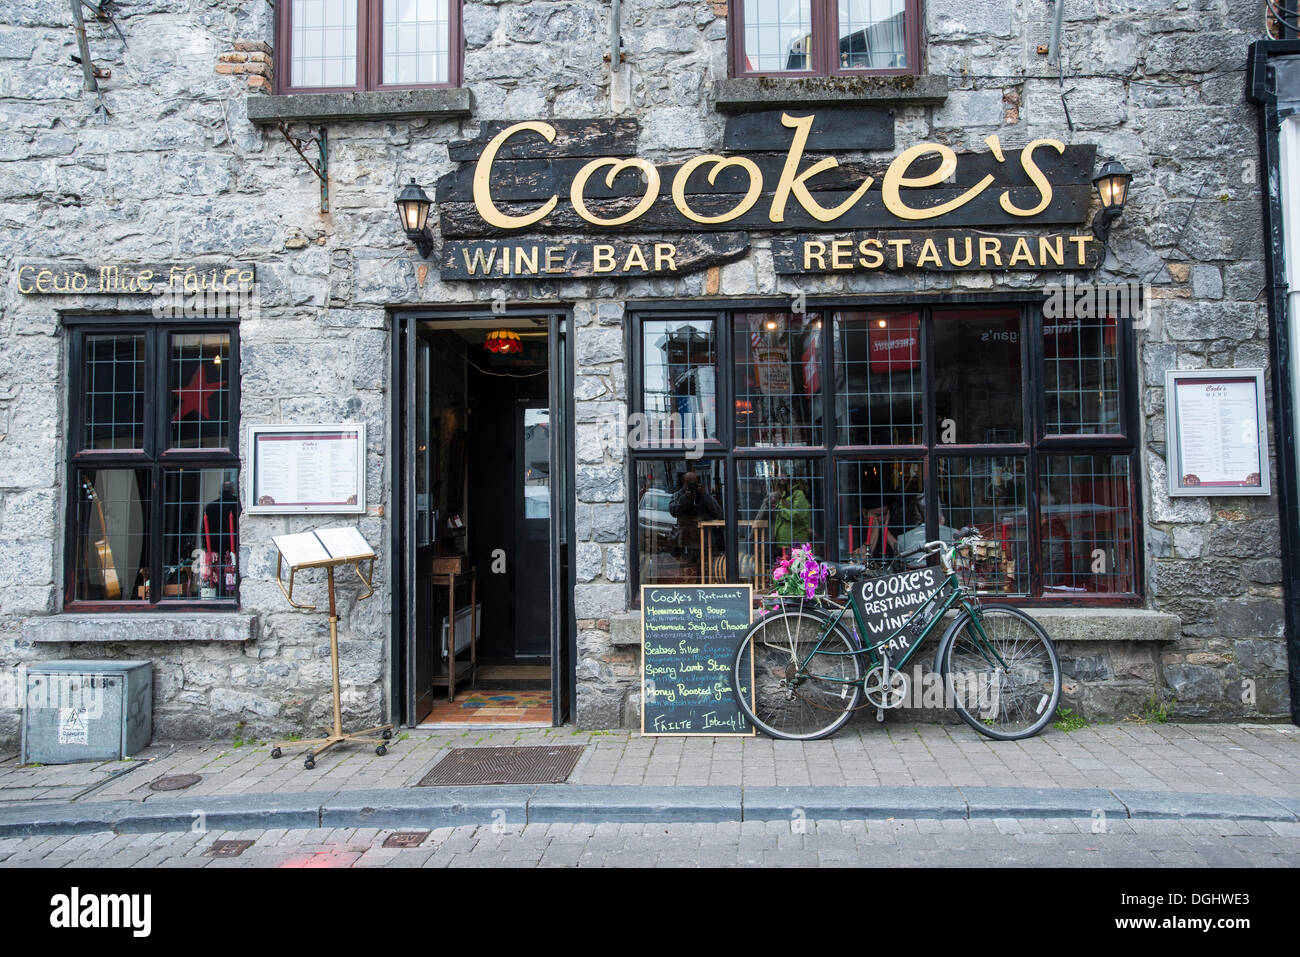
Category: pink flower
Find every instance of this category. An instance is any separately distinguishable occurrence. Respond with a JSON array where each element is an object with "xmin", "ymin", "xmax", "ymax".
[{"xmin": 772, "ymin": 567, "xmax": 786, "ymax": 579}]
